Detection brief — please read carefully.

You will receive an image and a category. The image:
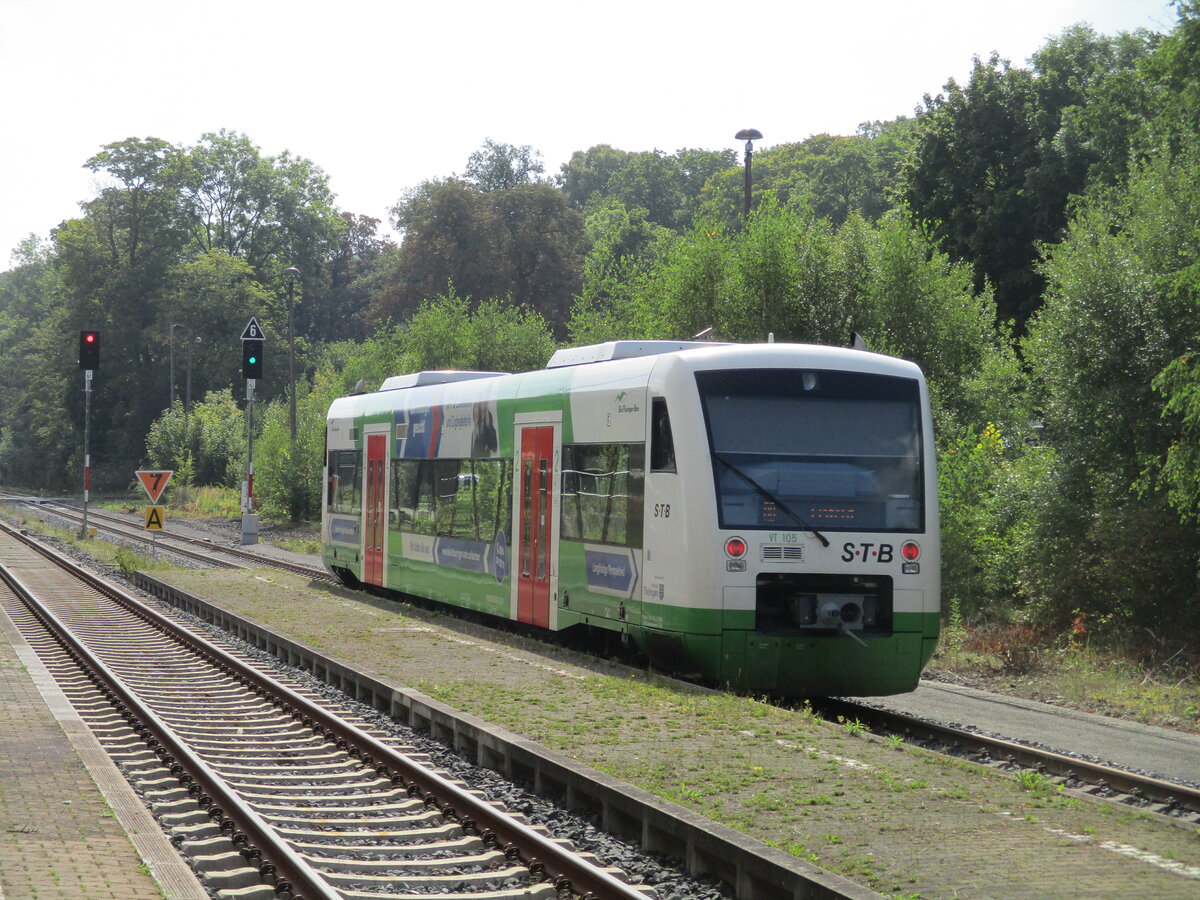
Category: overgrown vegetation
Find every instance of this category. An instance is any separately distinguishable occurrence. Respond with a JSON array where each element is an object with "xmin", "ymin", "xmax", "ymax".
[
  {"xmin": 3, "ymin": 7, "xmax": 1200, "ymax": 676},
  {"xmin": 932, "ymin": 613, "xmax": 1200, "ymax": 731}
]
